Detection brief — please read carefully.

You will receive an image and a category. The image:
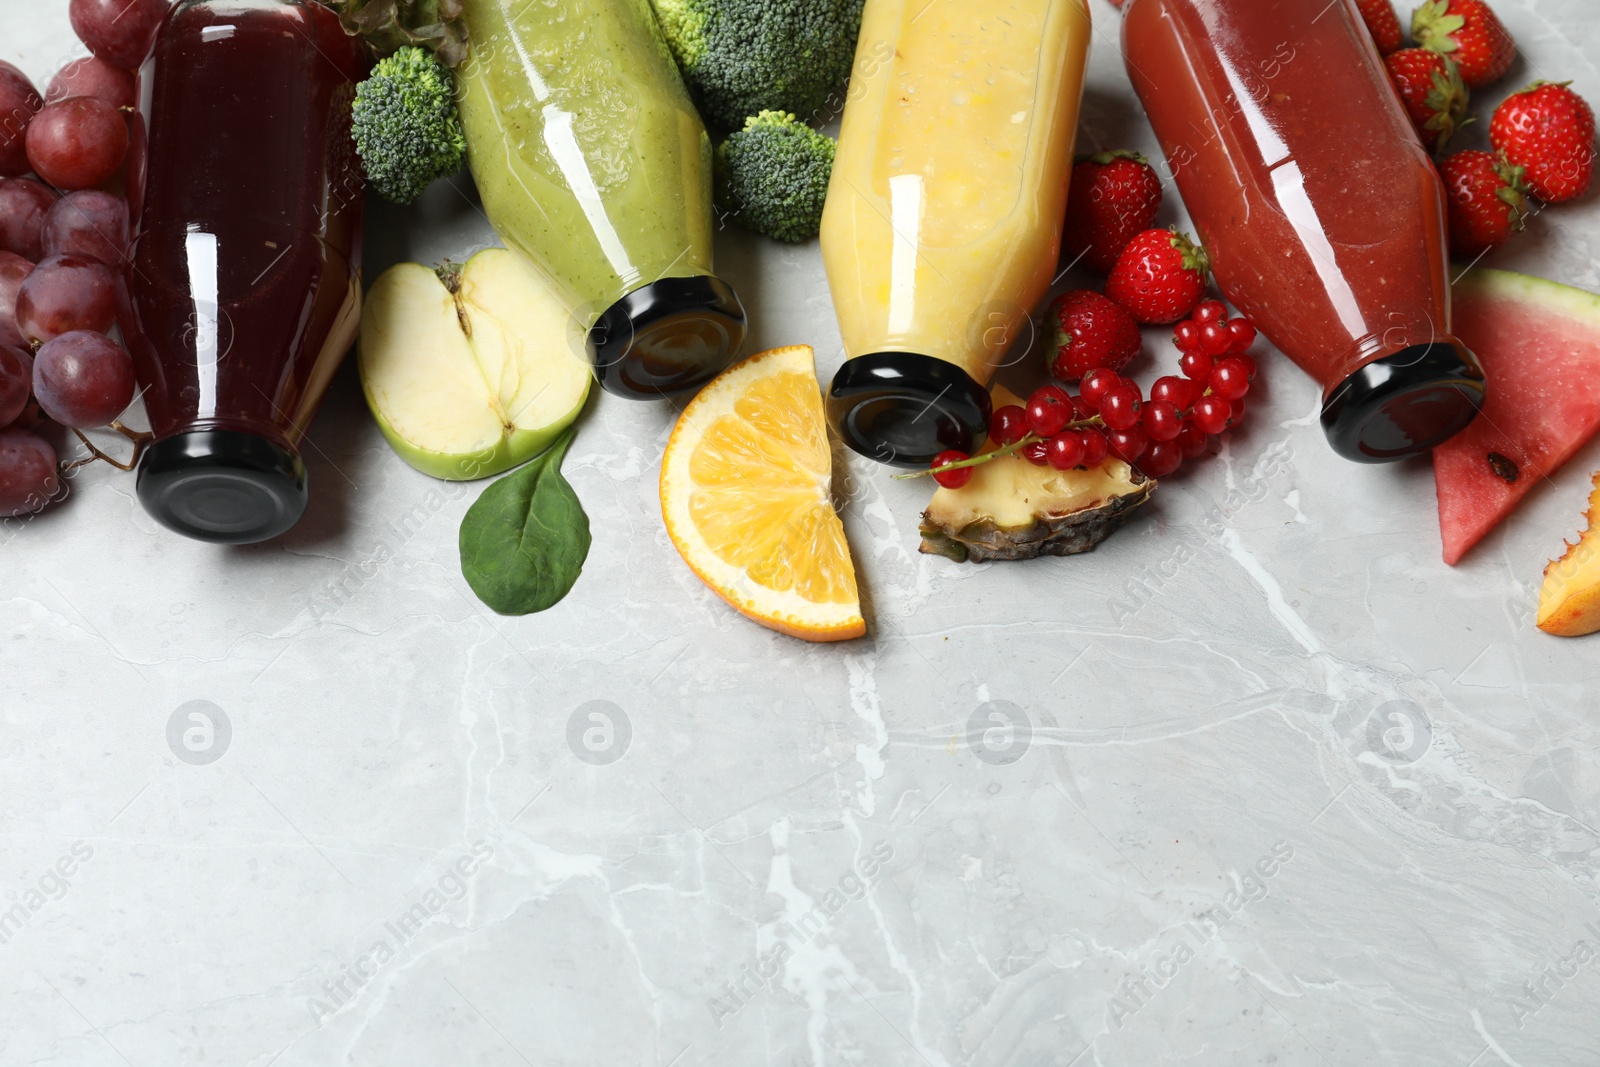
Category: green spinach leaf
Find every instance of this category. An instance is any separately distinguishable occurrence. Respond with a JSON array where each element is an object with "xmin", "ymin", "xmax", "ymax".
[{"xmin": 459, "ymin": 430, "xmax": 590, "ymax": 615}]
